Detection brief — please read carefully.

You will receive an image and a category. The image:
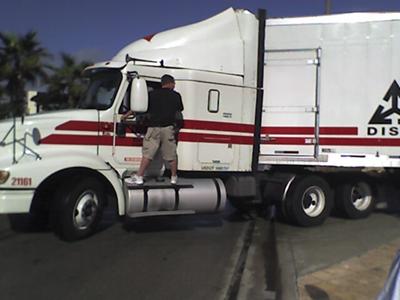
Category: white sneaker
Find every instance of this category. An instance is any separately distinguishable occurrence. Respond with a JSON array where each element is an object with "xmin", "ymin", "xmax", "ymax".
[
  {"xmin": 125, "ymin": 175, "xmax": 144, "ymax": 185},
  {"xmin": 170, "ymin": 176, "xmax": 178, "ymax": 185}
]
